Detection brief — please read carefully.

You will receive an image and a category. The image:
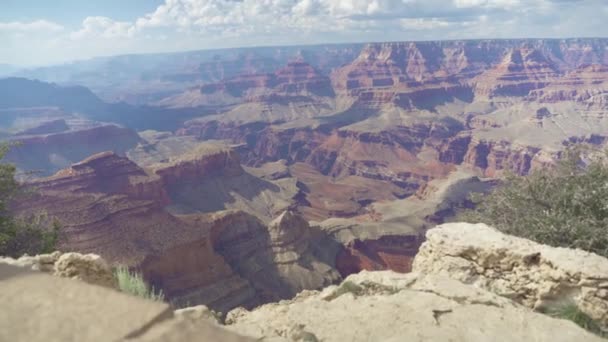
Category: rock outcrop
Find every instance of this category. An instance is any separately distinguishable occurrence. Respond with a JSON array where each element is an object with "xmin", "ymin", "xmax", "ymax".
[
  {"xmin": 225, "ymin": 271, "xmax": 604, "ymax": 341},
  {"xmin": 0, "ymin": 251, "xmax": 116, "ymax": 288},
  {"xmin": 207, "ymin": 210, "xmax": 340, "ymax": 305},
  {"xmin": 473, "ymin": 48, "xmax": 559, "ymax": 98},
  {"xmin": 413, "ymin": 222, "xmax": 608, "ymax": 330}
]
